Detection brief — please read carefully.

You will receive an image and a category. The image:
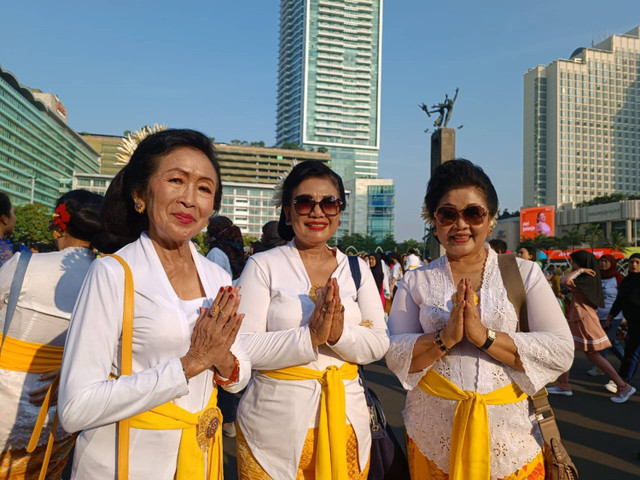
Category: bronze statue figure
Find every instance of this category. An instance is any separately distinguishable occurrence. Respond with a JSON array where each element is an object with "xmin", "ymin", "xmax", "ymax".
[{"xmin": 419, "ymin": 88, "xmax": 459, "ymax": 129}]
